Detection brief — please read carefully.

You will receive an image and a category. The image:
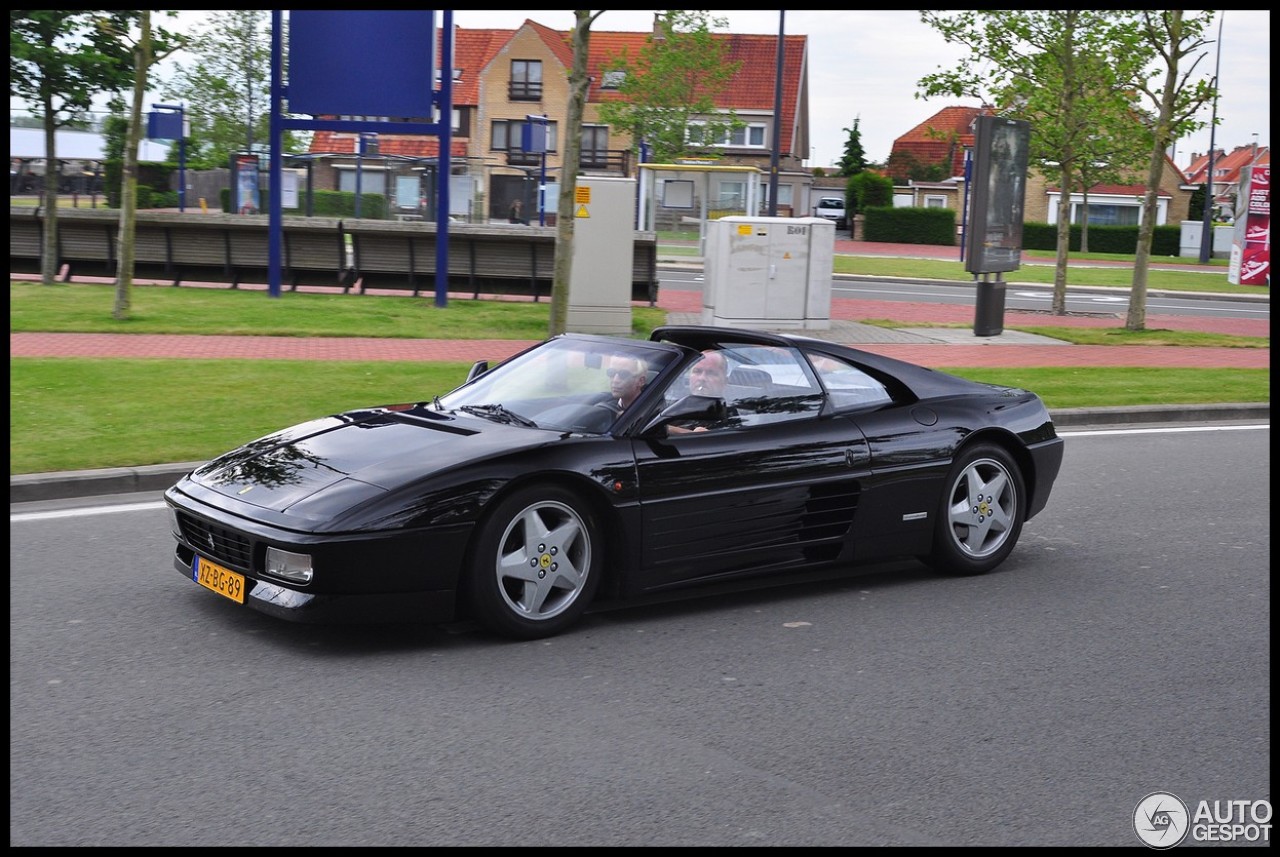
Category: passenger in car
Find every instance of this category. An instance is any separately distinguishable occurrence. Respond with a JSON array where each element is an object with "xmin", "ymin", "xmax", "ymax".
[{"xmin": 604, "ymin": 354, "xmax": 648, "ymax": 412}]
